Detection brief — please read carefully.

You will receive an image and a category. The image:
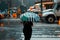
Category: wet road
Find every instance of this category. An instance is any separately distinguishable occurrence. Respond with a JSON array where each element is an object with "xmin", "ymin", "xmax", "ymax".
[{"xmin": 0, "ymin": 19, "xmax": 60, "ymax": 40}]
